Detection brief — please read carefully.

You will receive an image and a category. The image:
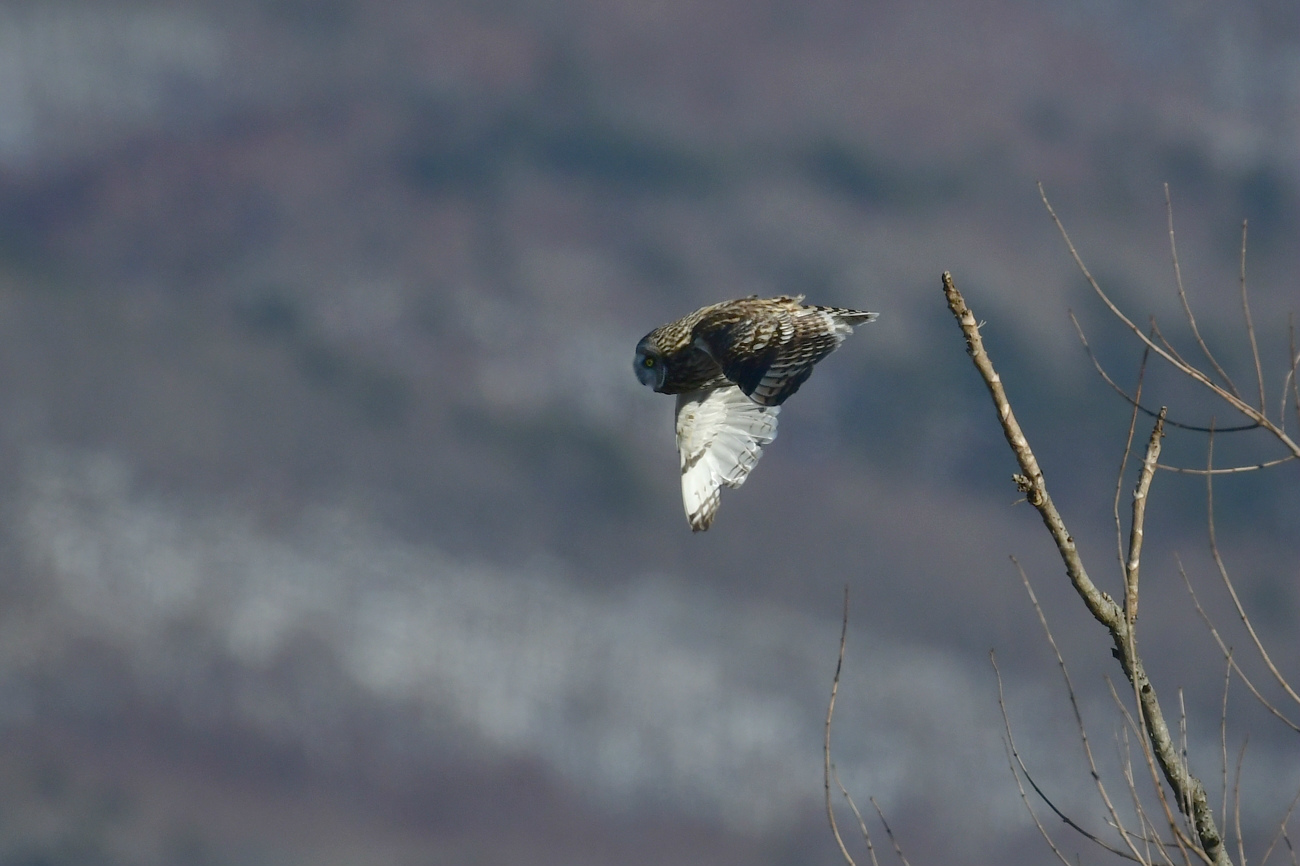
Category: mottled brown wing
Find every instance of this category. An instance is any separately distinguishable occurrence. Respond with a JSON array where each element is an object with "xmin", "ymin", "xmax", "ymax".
[{"xmin": 694, "ymin": 304, "xmax": 851, "ymax": 407}]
